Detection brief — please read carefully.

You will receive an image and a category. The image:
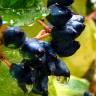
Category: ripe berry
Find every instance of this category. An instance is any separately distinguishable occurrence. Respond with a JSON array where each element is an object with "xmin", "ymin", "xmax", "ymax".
[
  {"xmin": 46, "ymin": 4, "xmax": 72, "ymax": 27},
  {"xmin": 32, "ymin": 76, "xmax": 48, "ymax": 96},
  {"xmin": 51, "ymin": 27, "xmax": 74, "ymax": 43},
  {"xmin": 10, "ymin": 63, "xmax": 36, "ymax": 93},
  {"xmin": 70, "ymin": 14, "xmax": 85, "ymax": 23},
  {"xmin": 54, "ymin": 59, "xmax": 70, "ymax": 77},
  {"xmin": 47, "ymin": 0, "xmax": 74, "ymax": 7},
  {"xmin": 10, "ymin": 63, "xmax": 36, "ymax": 84},
  {"xmin": 51, "ymin": 40, "xmax": 80, "ymax": 57},
  {"xmin": 51, "ymin": 16, "xmax": 85, "ymax": 42},
  {"xmin": 3, "ymin": 27, "xmax": 26, "ymax": 49},
  {"xmin": 66, "ymin": 20, "xmax": 85, "ymax": 38},
  {"xmin": 20, "ymin": 39, "xmax": 45, "ymax": 60}
]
